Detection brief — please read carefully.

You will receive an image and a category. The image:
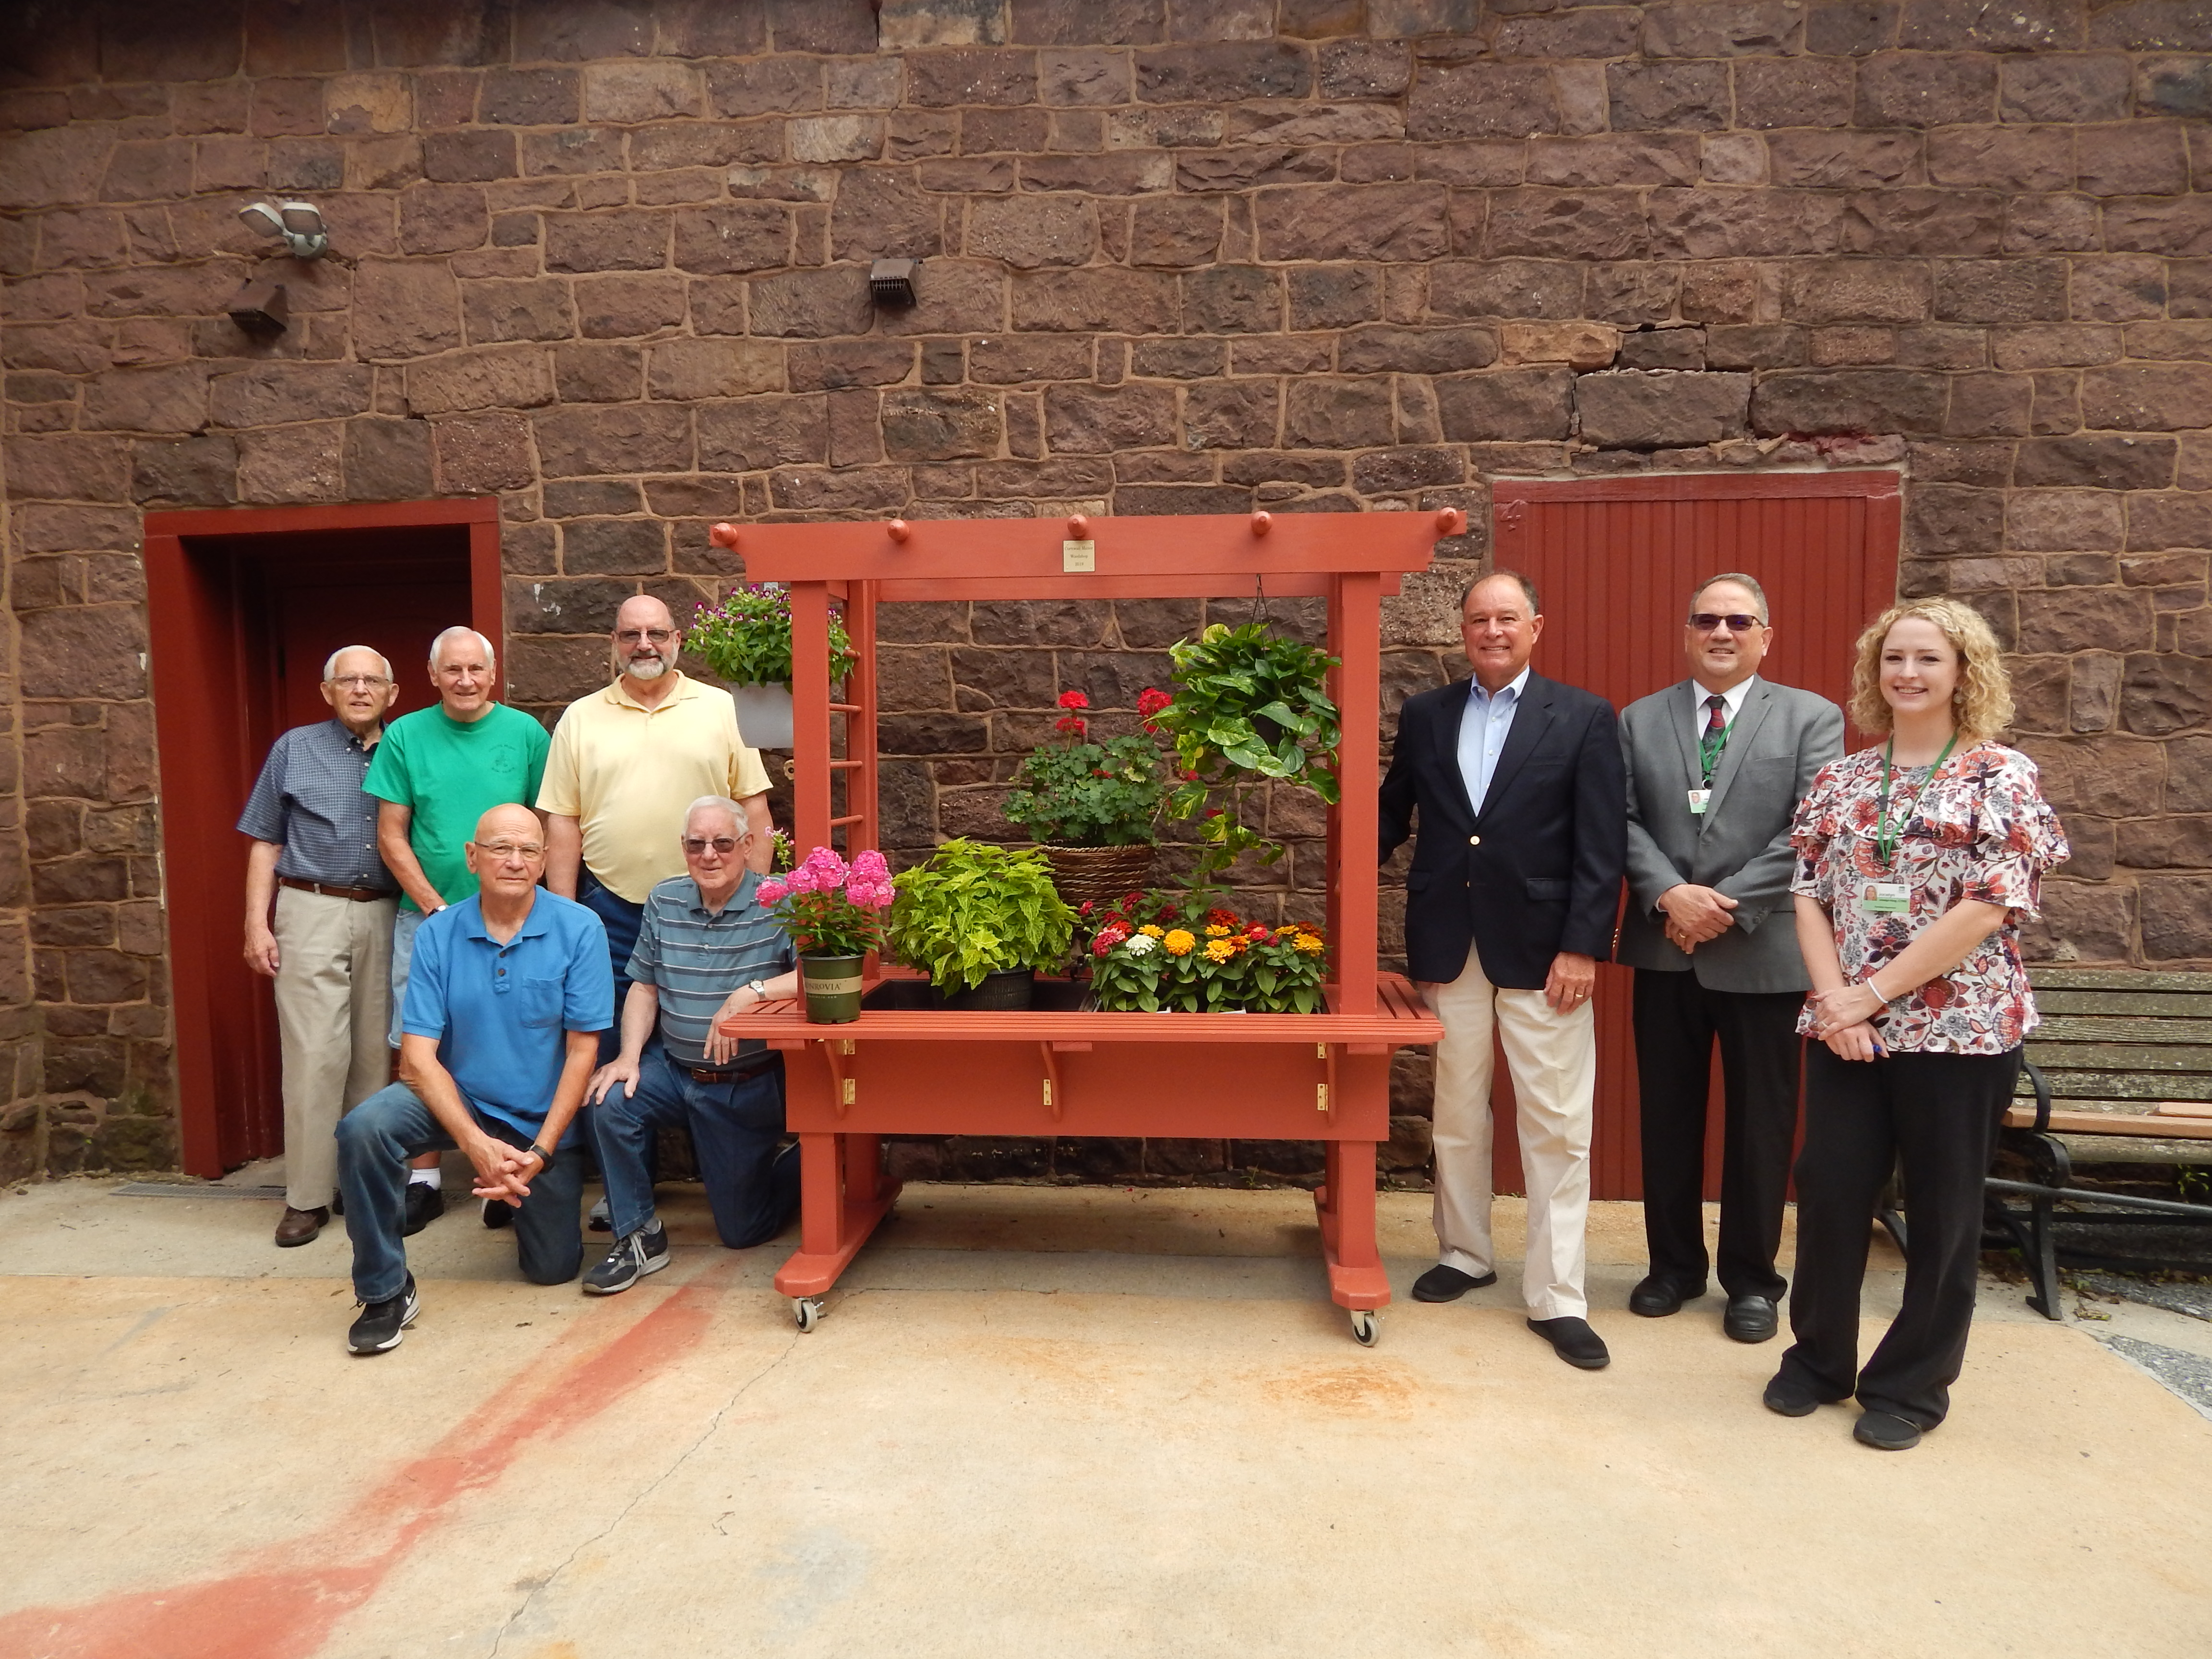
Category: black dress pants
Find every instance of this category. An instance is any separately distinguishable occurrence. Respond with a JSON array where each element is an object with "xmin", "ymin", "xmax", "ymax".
[
  {"xmin": 1775, "ymin": 1044, "xmax": 2021, "ymax": 1429},
  {"xmin": 1632, "ymin": 969, "xmax": 1805, "ymax": 1301}
]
